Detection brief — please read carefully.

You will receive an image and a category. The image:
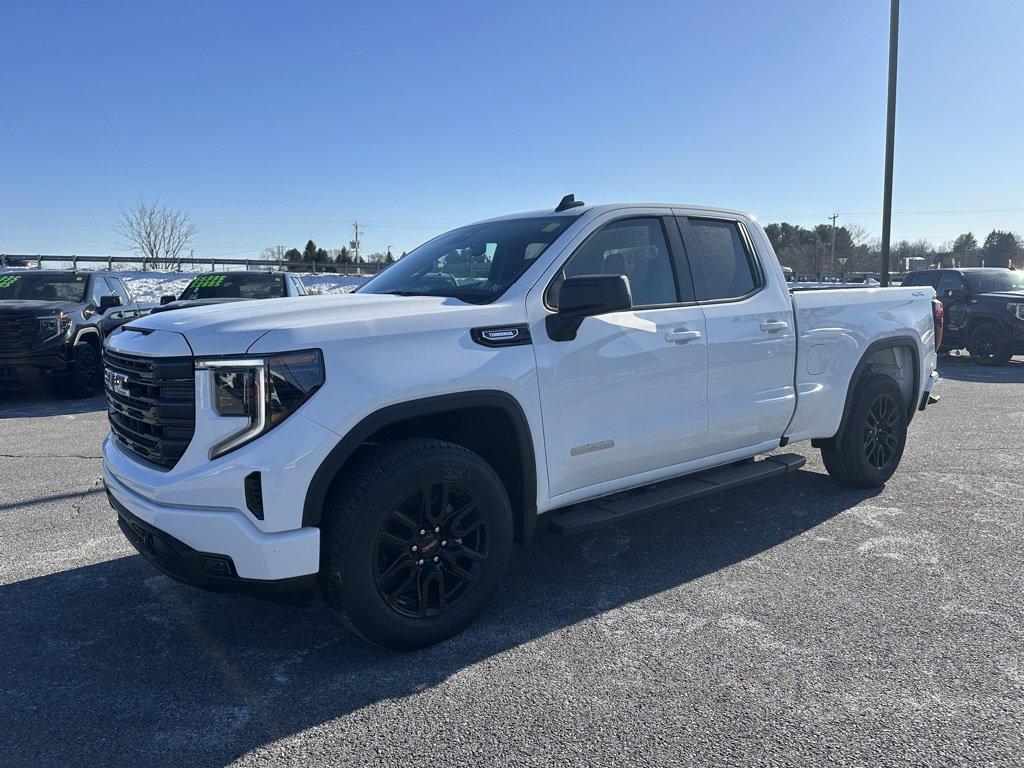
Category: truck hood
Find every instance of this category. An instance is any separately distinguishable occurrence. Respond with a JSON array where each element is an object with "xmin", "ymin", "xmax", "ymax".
[
  {"xmin": 0, "ymin": 300, "xmax": 81, "ymax": 316},
  {"xmin": 148, "ymin": 297, "xmax": 253, "ymax": 314},
  {"xmin": 124, "ymin": 293, "xmax": 495, "ymax": 356}
]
